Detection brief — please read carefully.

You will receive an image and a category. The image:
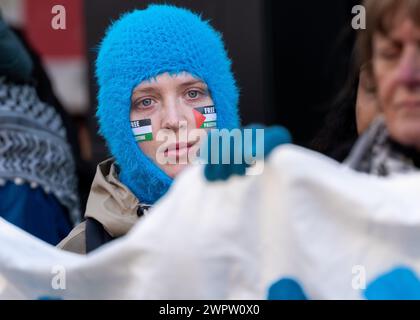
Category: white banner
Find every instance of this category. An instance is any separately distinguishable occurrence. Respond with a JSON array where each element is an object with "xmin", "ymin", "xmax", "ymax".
[{"xmin": 1, "ymin": 145, "xmax": 420, "ymax": 299}]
